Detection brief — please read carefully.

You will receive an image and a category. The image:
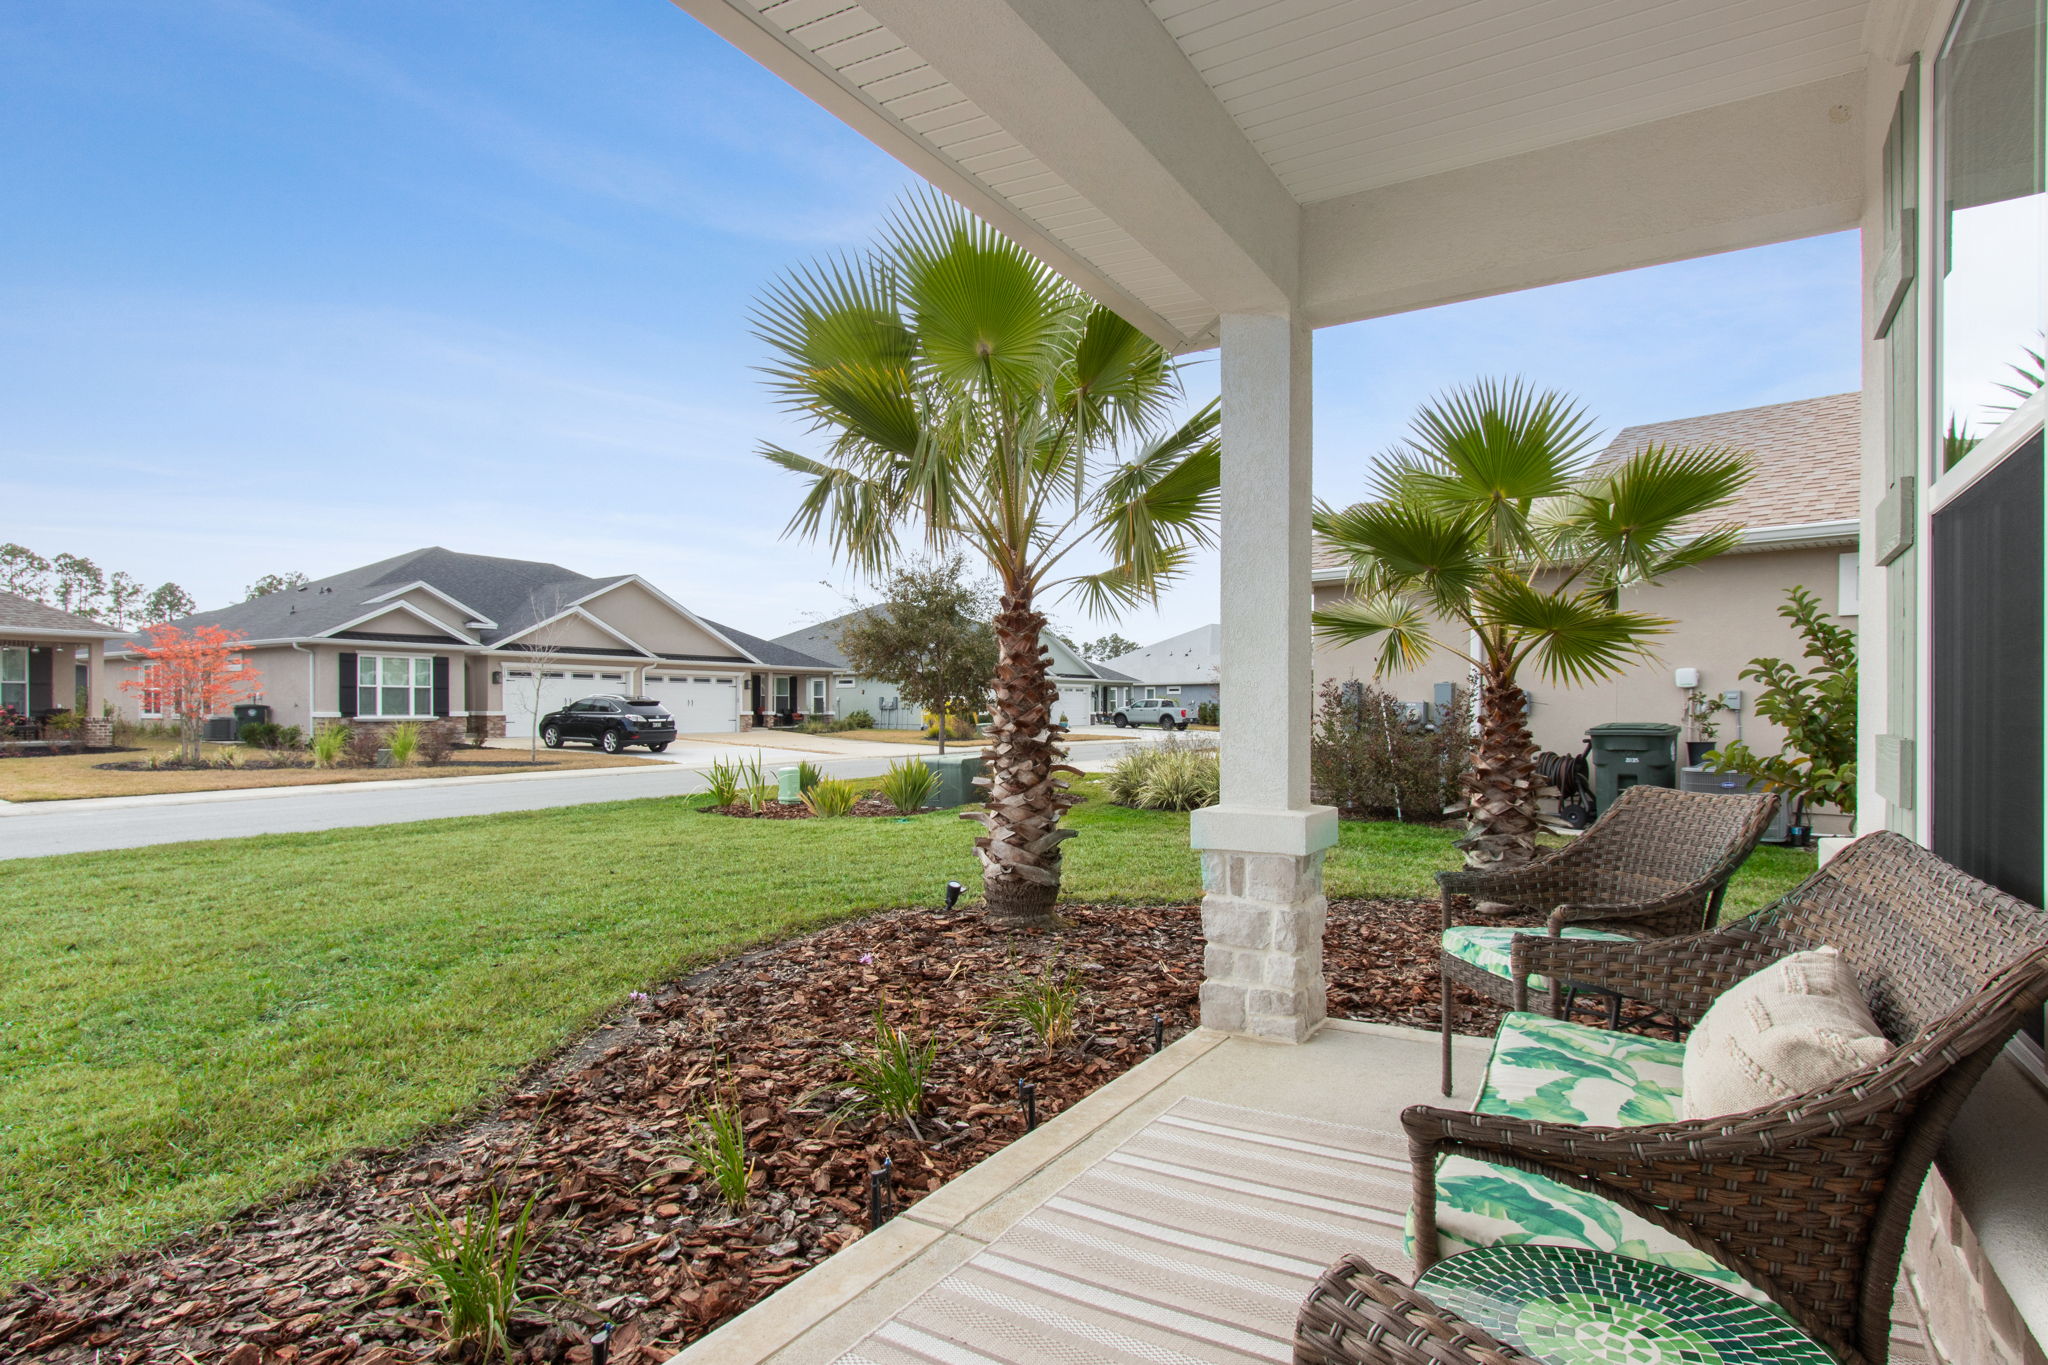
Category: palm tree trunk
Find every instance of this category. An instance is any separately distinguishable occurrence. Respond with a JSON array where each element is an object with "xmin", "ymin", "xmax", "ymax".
[
  {"xmin": 1458, "ymin": 665, "xmax": 1541, "ymax": 869},
  {"xmin": 966, "ymin": 588, "xmax": 1077, "ymax": 928}
]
